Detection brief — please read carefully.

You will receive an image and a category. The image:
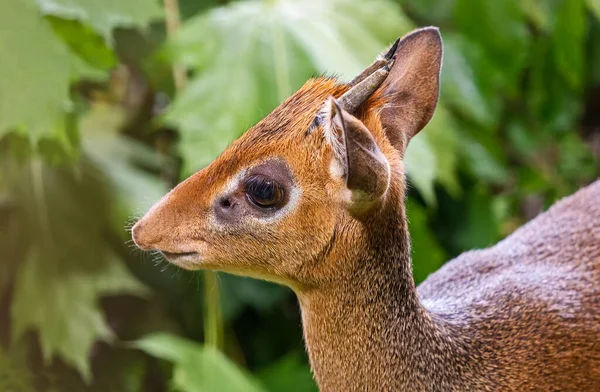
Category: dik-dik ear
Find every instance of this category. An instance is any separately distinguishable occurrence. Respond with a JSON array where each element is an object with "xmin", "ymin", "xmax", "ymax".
[
  {"xmin": 376, "ymin": 27, "xmax": 443, "ymax": 152},
  {"xmin": 323, "ymin": 98, "xmax": 390, "ymax": 212}
]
